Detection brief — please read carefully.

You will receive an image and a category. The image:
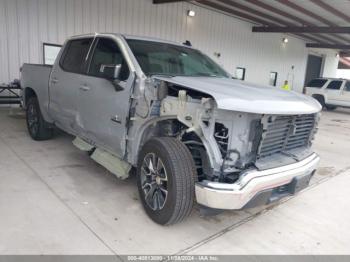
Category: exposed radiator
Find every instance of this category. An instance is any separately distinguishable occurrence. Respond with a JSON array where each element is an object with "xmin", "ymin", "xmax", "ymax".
[{"xmin": 258, "ymin": 114, "xmax": 317, "ymax": 159}]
